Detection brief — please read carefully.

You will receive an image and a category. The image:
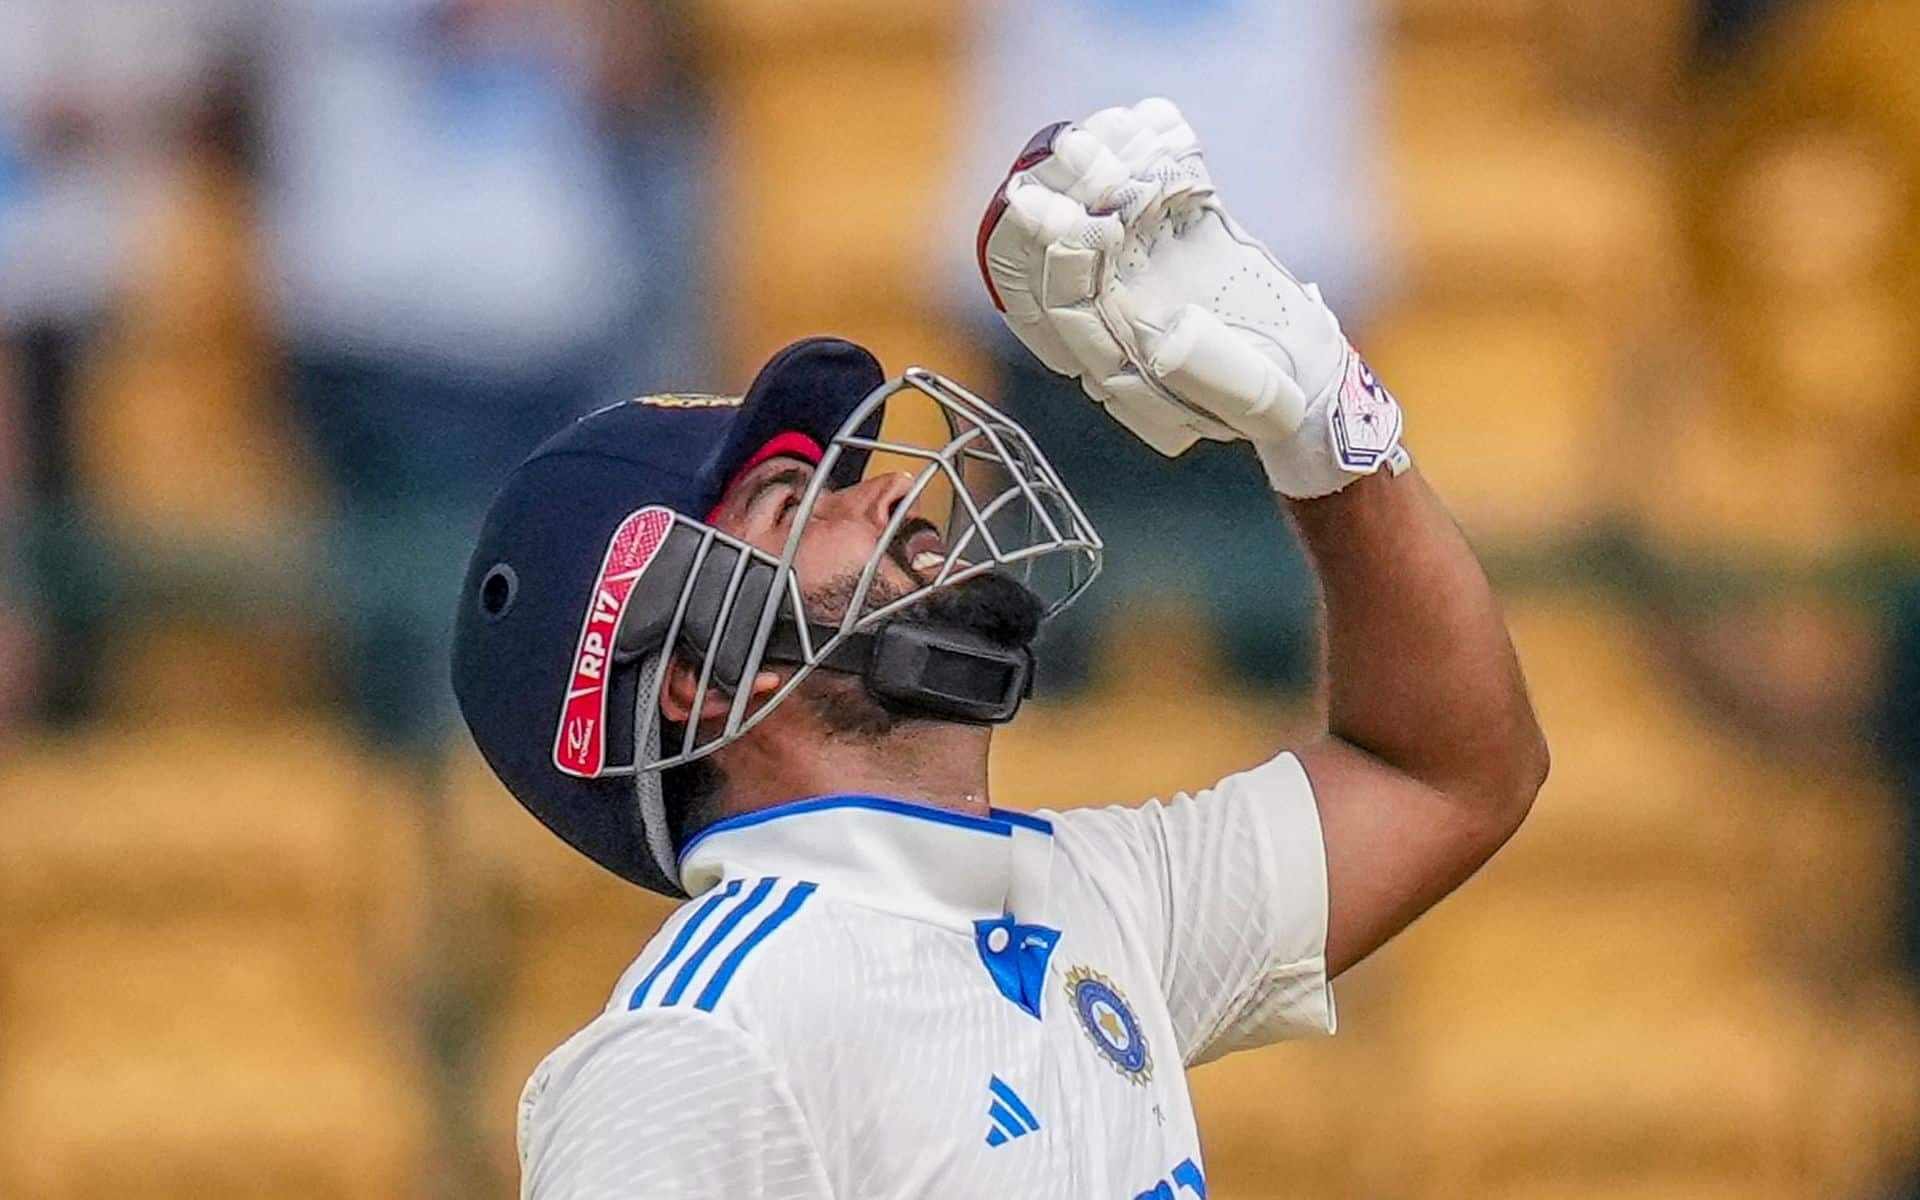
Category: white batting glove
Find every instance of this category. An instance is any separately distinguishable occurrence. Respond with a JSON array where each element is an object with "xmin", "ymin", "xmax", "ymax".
[{"xmin": 977, "ymin": 98, "xmax": 1409, "ymax": 498}]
